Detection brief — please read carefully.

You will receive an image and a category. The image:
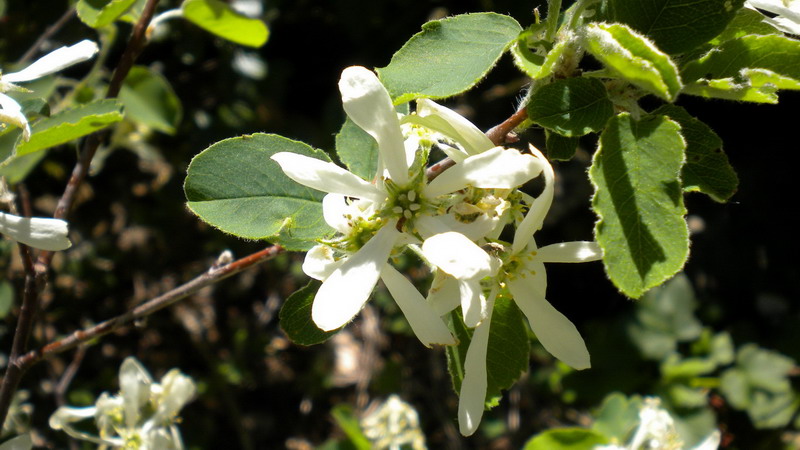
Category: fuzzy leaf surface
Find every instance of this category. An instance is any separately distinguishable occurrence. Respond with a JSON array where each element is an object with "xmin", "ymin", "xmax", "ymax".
[
  {"xmin": 584, "ymin": 23, "xmax": 682, "ymax": 101},
  {"xmin": 590, "ymin": 113, "xmax": 688, "ymax": 298}
]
